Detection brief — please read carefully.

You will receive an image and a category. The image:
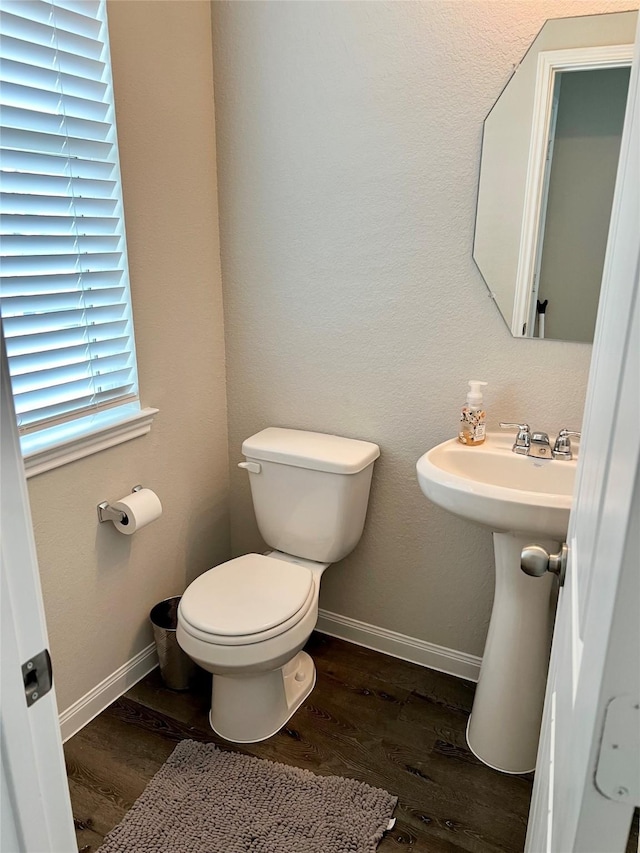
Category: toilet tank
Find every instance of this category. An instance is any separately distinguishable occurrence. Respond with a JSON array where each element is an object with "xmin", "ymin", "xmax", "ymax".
[{"xmin": 241, "ymin": 428, "xmax": 380, "ymax": 564}]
